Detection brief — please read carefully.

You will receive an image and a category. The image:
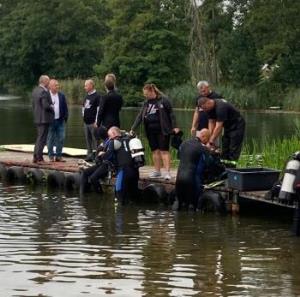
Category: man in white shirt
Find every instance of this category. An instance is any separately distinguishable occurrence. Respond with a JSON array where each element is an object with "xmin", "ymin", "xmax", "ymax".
[{"xmin": 47, "ymin": 79, "xmax": 69, "ymax": 162}]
